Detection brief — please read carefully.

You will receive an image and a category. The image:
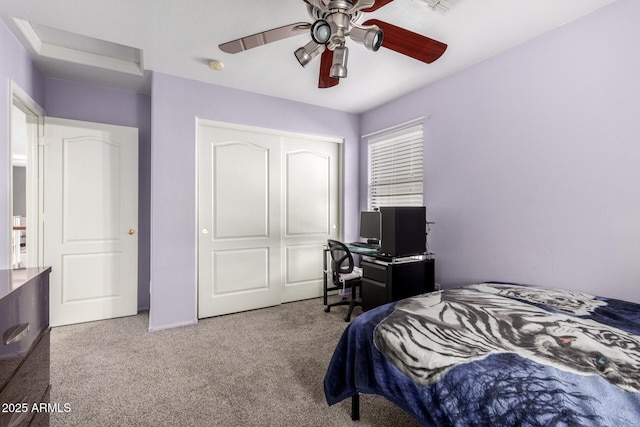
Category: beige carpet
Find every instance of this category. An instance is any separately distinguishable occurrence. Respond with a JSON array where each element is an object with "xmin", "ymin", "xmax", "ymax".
[{"xmin": 50, "ymin": 298, "xmax": 422, "ymax": 426}]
